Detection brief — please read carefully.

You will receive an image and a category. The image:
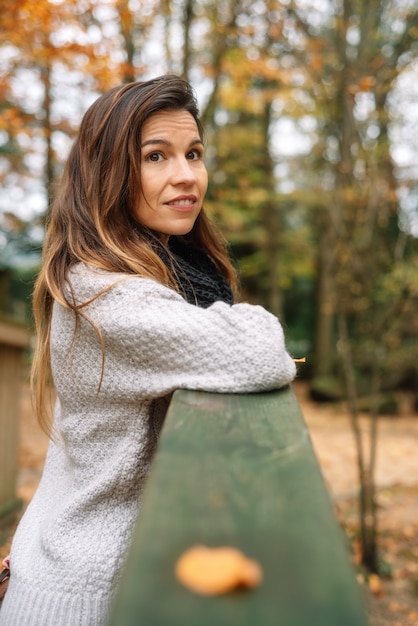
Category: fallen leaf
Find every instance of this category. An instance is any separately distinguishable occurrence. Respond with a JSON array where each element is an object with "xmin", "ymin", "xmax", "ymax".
[
  {"xmin": 175, "ymin": 545, "xmax": 263, "ymax": 595},
  {"xmin": 368, "ymin": 573, "xmax": 383, "ymax": 597}
]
